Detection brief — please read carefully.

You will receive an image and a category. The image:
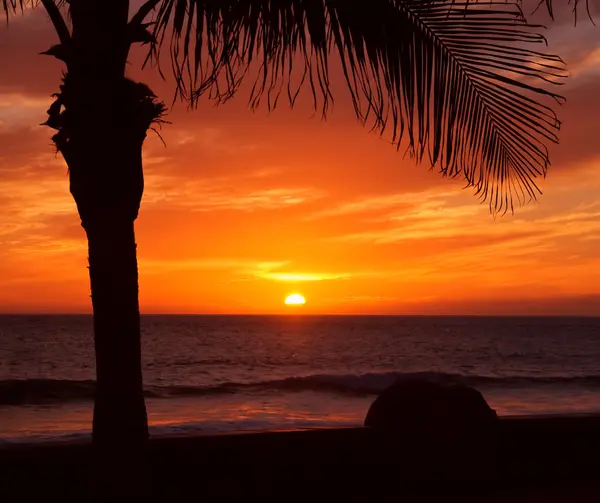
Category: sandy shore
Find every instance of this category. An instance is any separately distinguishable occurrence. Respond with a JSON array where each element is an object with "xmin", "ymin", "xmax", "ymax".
[{"xmin": 1, "ymin": 414, "xmax": 599, "ymax": 500}]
